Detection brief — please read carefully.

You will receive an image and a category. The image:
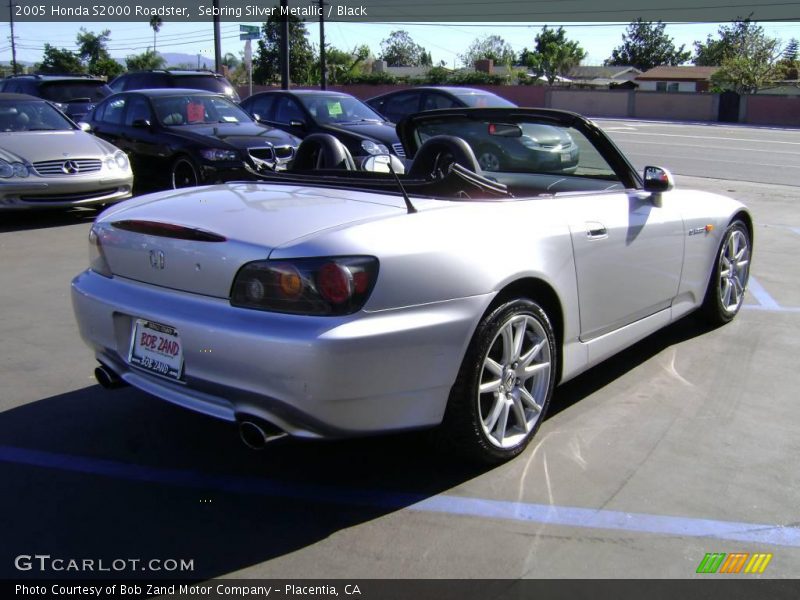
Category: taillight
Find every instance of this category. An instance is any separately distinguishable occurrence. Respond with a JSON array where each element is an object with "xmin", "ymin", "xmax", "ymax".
[
  {"xmin": 88, "ymin": 225, "xmax": 113, "ymax": 278},
  {"xmin": 230, "ymin": 257, "xmax": 379, "ymax": 316}
]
